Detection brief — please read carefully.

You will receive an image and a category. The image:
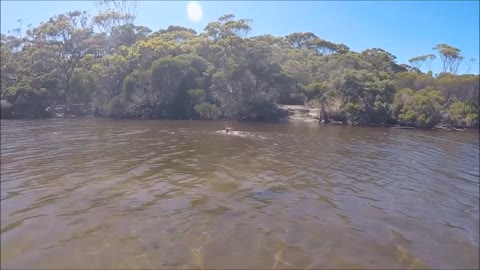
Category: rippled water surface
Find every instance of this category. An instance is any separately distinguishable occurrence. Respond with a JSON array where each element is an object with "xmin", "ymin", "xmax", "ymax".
[{"xmin": 1, "ymin": 118, "xmax": 479, "ymax": 269}]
